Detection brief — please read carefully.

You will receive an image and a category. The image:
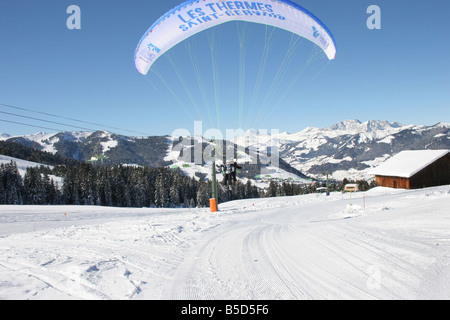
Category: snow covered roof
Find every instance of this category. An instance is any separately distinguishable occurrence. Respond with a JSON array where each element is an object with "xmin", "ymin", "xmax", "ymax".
[{"xmin": 371, "ymin": 150, "xmax": 449, "ymax": 178}]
